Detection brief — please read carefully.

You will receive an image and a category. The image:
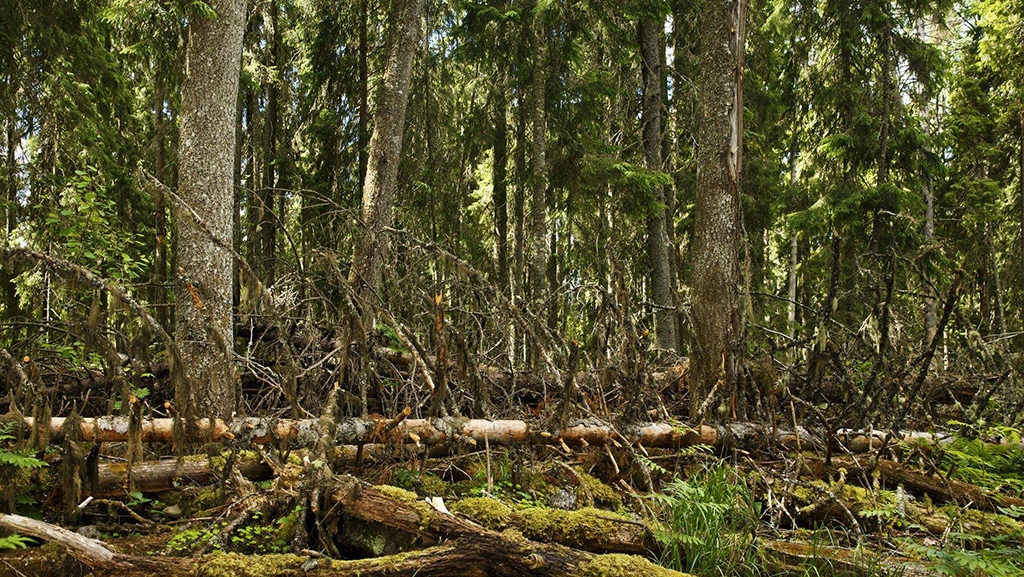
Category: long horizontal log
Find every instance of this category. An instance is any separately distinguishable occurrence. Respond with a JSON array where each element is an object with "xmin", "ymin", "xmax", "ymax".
[
  {"xmin": 10, "ymin": 414, "xmax": 820, "ymax": 451},
  {"xmin": 92, "ymin": 459, "xmax": 274, "ymax": 497}
]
